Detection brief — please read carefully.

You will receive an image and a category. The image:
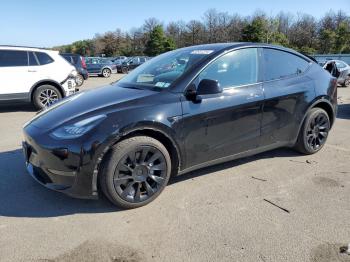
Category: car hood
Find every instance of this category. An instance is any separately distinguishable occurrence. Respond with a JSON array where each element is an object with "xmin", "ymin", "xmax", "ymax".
[{"xmin": 27, "ymin": 84, "xmax": 157, "ymax": 130}]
